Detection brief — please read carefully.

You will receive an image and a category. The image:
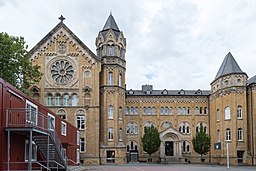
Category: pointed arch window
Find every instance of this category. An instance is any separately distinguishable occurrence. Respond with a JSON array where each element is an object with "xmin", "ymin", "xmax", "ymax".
[{"xmin": 108, "ymin": 72, "xmax": 113, "ymax": 85}]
